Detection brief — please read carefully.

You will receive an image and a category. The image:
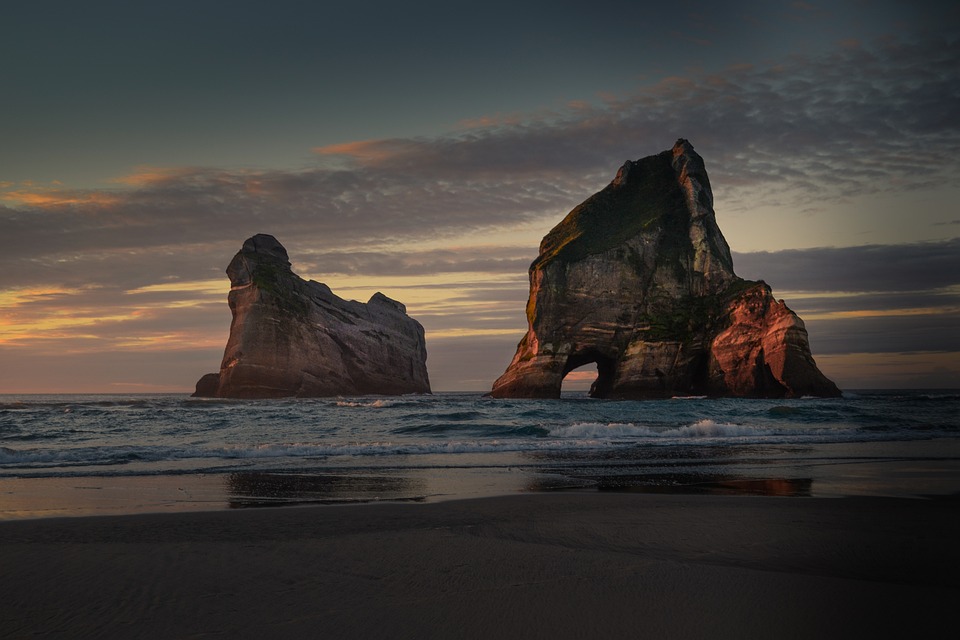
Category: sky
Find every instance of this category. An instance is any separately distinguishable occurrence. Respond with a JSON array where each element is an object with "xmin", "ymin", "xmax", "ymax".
[{"xmin": 1, "ymin": 0, "xmax": 959, "ymax": 393}]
